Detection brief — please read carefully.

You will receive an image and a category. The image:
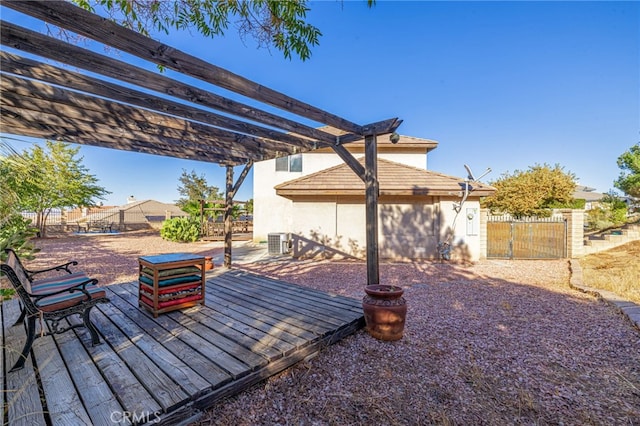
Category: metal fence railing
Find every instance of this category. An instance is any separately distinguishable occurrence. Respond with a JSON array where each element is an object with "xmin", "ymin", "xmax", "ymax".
[{"xmin": 20, "ymin": 208, "xmax": 170, "ymax": 232}]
